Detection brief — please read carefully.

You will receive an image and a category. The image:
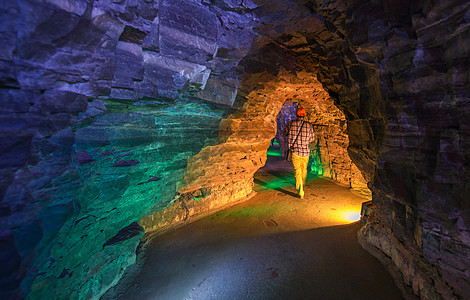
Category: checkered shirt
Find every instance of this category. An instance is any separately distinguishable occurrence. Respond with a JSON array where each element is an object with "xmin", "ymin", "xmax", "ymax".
[{"xmin": 285, "ymin": 118, "xmax": 315, "ymax": 157}]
